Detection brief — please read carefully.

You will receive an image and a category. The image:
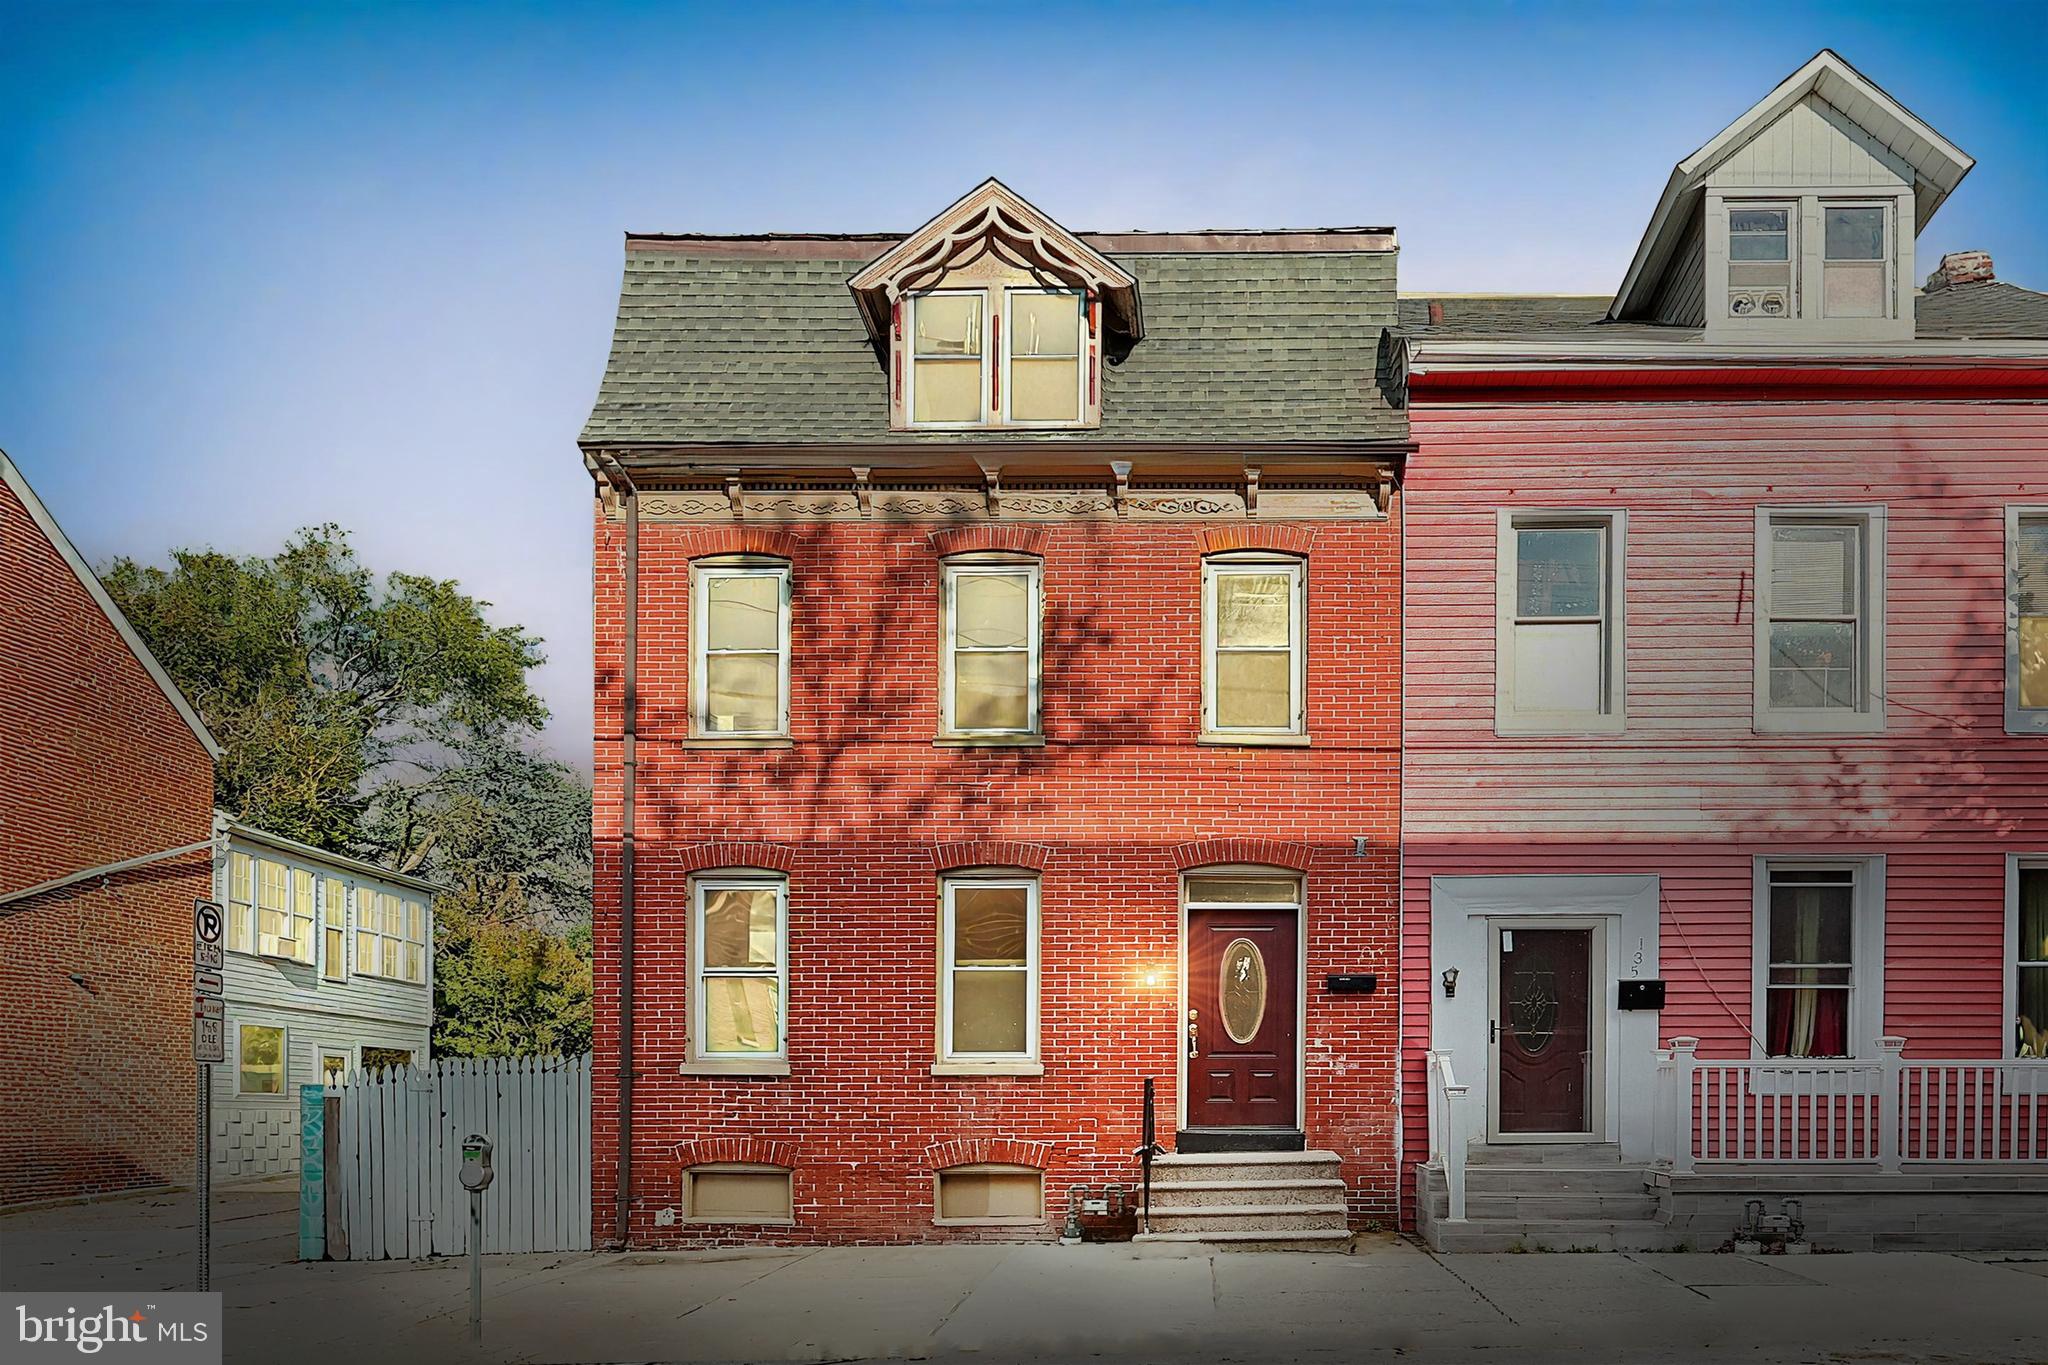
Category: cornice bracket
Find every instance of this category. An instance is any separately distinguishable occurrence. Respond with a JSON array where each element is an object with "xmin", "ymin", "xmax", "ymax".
[
  {"xmin": 852, "ymin": 466, "xmax": 873, "ymax": 518},
  {"xmin": 1110, "ymin": 460, "xmax": 1132, "ymax": 518}
]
